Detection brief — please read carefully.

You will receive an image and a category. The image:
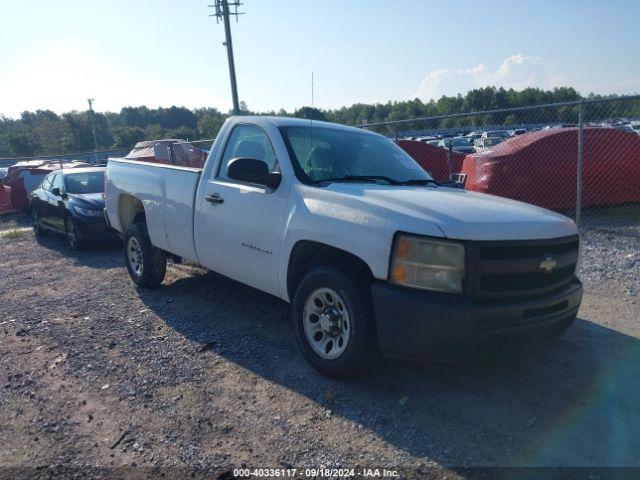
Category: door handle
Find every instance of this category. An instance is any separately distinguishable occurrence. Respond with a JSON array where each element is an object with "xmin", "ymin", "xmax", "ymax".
[{"xmin": 205, "ymin": 193, "xmax": 224, "ymax": 205}]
